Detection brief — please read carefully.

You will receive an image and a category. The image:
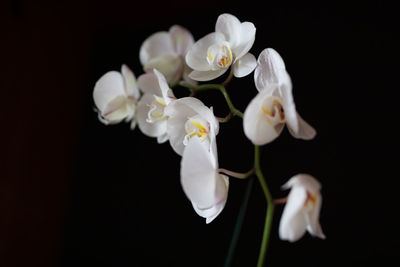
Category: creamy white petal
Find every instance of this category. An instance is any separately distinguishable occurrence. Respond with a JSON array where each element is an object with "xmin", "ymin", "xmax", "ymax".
[
  {"xmin": 280, "ymin": 77, "xmax": 316, "ymax": 140},
  {"xmin": 188, "ymin": 69, "xmax": 228, "ymax": 81},
  {"xmin": 137, "ymin": 73, "xmax": 162, "ymax": 95},
  {"xmin": 192, "ymin": 174, "xmax": 229, "ymax": 224},
  {"xmin": 182, "ymin": 63, "xmax": 198, "ymax": 86},
  {"xmin": 282, "ymin": 174, "xmax": 321, "ymax": 192},
  {"xmin": 305, "ymin": 193, "xmax": 326, "ymax": 239},
  {"xmin": 121, "ymin": 64, "xmax": 140, "ymax": 99},
  {"xmin": 139, "ymin": 32, "xmax": 174, "ymax": 66},
  {"xmin": 231, "ymin": 22, "xmax": 256, "ymax": 60},
  {"xmin": 144, "ymin": 54, "xmax": 183, "ymax": 85},
  {"xmin": 181, "ymin": 137, "xmax": 219, "ymax": 208},
  {"xmin": 279, "ymin": 186, "xmax": 308, "ymax": 242},
  {"xmin": 233, "ymin": 53, "xmax": 256, "ymax": 78},
  {"xmin": 185, "ymin": 32, "xmax": 226, "ymax": 71},
  {"xmin": 102, "ymin": 96, "xmax": 131, "ymax": 123},
  {"xmin": 157, "ymin": 132, "xmax": 169, "ymax": 144},
  {"xmin": 93, "ymin": 71, "xmax": 126, "ymax": 114},
  {"xmin": 215, "ymin": 13, "xmax": 242, "ymax": 47},
  {"xmin": 153, "ymin": 68, "xmax": 175, "ymax": 105},
  {"xmin": 243, "ymin": 89, "xmax": 284, "ymax": 145},
  {"xmin": 254, "ymin": 48, "xmax": 288, "ymax": 92},
  {"xmin": 170, "ymin": 25, "xmax": 194, "ymax": 56},
  {"xmin": 136, "ymin": 94, "xmax": 167, "ymax": 138},
  {"xmin": 130, "ymin": 119, "xmax": 137, "ymax": 130}
]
